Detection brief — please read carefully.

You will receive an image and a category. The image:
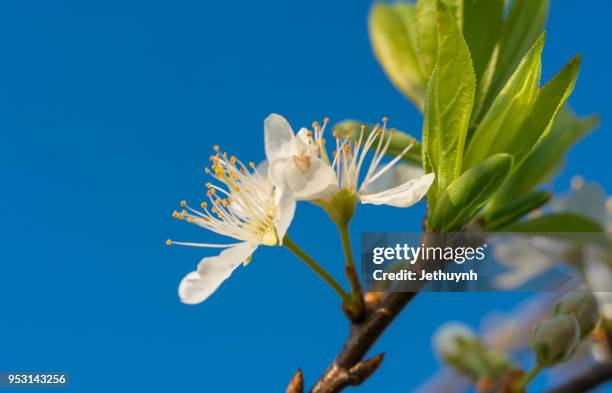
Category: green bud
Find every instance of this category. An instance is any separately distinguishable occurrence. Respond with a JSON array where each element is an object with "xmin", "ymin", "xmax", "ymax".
[
  {"xmin": 434, "ymin": 322, "xmax": 477, "ymax": 361},
  {"xmin": 554, "ymin": 291, "xmax": 599, "ymax": 338},
  {"xmin": 531, "ymin": 315, "xmax": 580, "ymax": 368},
  {"xmin": 368, "ymin": 2, "xmax": 427, "ymax": 110}
]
